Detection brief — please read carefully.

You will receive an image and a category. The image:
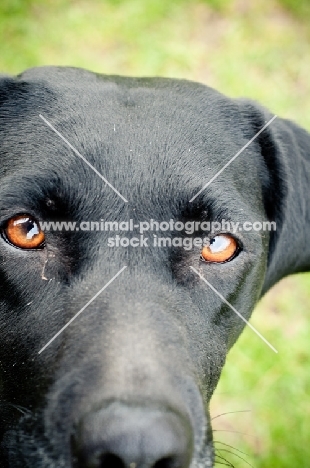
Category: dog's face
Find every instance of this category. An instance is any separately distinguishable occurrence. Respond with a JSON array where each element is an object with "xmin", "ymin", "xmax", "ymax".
[{"xmin": 0, "ymin": 67, "xmax": 309, "ymax": 467}]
